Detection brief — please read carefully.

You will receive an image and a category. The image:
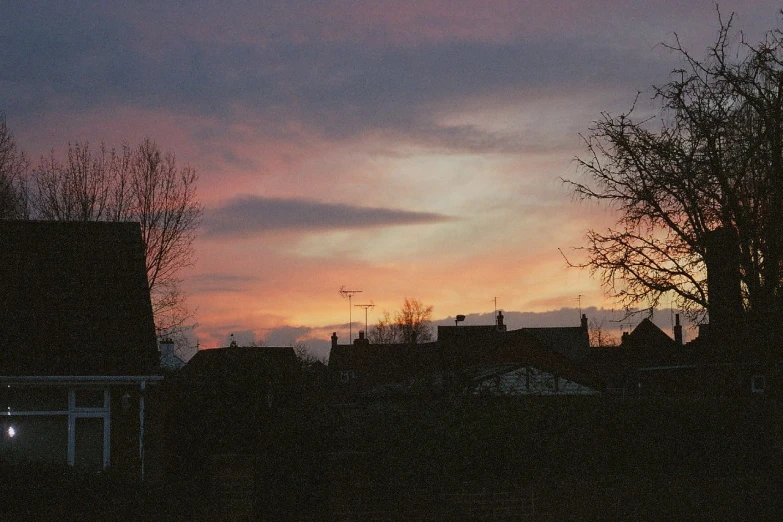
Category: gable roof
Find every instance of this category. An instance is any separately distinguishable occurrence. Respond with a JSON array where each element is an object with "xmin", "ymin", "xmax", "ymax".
[
  {"xmin": 0, "ymin": 220, "xmax": 159, "ymax": 375},
  {"xmin": 621, "ymin": 318, "xmax": 678, "ymax": 356}
]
